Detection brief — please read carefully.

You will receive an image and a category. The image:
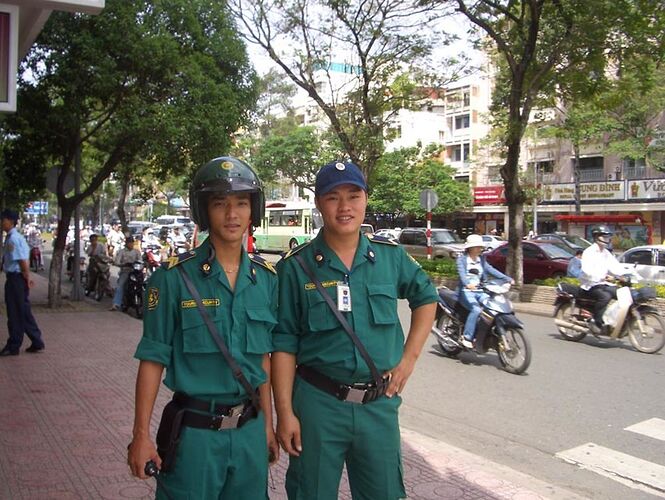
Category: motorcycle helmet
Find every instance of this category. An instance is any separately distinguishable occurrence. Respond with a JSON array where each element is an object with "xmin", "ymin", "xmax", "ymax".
[
  {"xmin": 189, "ymin": 156, "xmax": 265, "ymax": 231},
  {"xmin": 591, "ymin": 225, "xmax": 612, "ymax": 245}
]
